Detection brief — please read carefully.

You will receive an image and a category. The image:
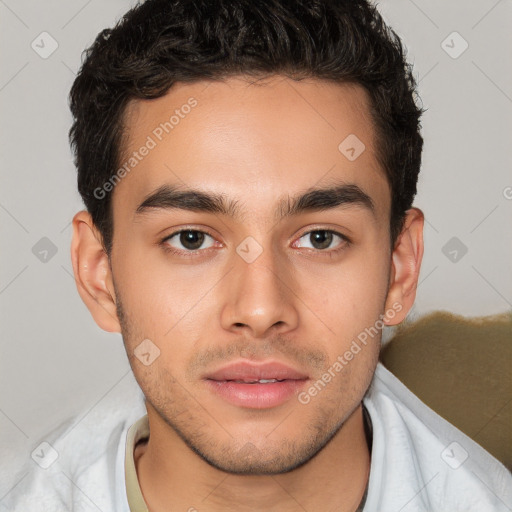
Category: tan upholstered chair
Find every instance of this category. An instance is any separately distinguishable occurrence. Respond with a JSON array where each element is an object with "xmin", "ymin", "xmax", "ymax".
[{"xmin": 380, "ymin": 311, "xmax": 512, "ymax": 470}]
